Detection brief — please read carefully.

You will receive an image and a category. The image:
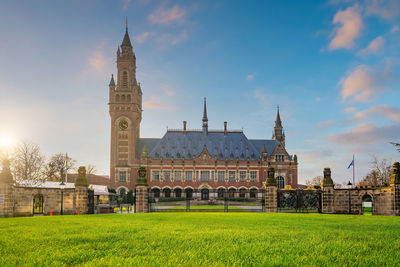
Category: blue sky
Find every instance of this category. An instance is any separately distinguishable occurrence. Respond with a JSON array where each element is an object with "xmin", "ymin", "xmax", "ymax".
[{"xmin": 0, "ymin": 0, "xmax": 399, "ymax": 184}]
